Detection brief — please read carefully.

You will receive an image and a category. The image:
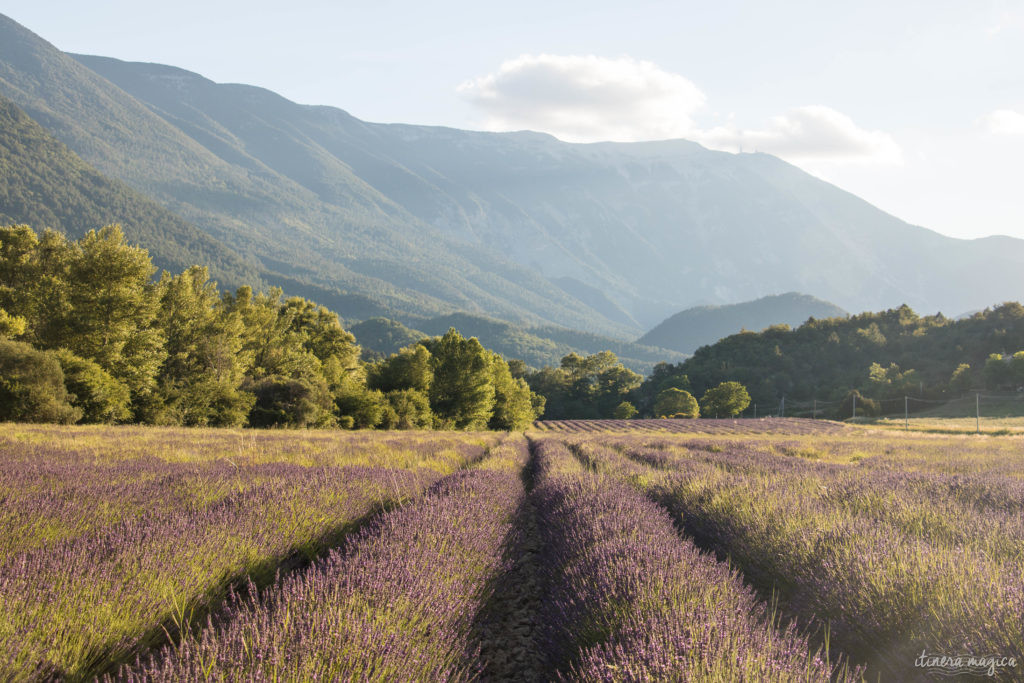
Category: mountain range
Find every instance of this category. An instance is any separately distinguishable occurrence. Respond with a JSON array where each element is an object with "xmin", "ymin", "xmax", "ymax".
[{"xmin": 1, "ymin": 12, "xmax": 1022, "ymax": 355}]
